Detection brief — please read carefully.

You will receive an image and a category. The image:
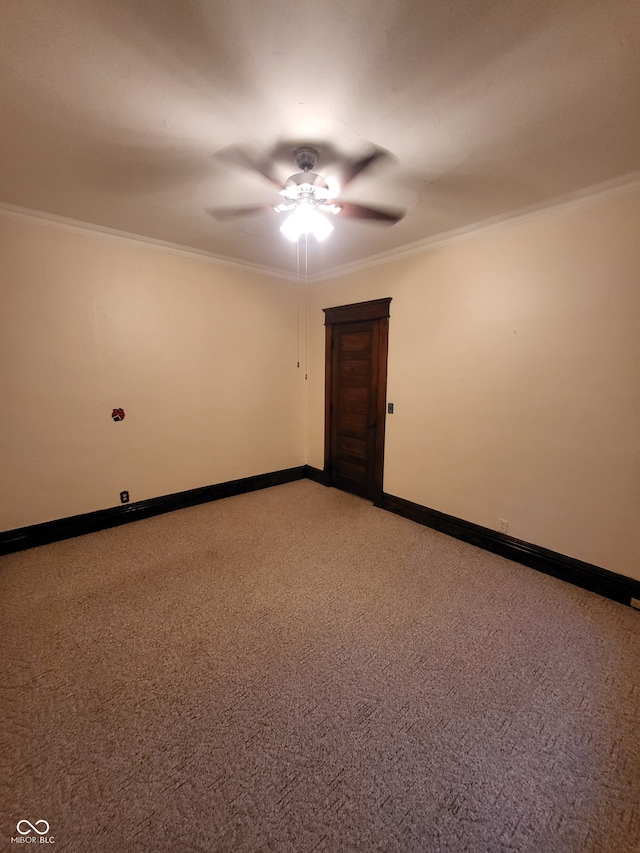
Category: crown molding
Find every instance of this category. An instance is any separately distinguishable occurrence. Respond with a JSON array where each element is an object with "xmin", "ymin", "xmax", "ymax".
[
  {"xmin": 3, "ymin": 168, "xmax": 640, "ymax": 286},
  {"xmin": 311, "ymin": 169, "xmax": 640, "ymax": 283},
  {"xmin": 0, "ymin": 202, "xmax": 300, "ymax": 282}
]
